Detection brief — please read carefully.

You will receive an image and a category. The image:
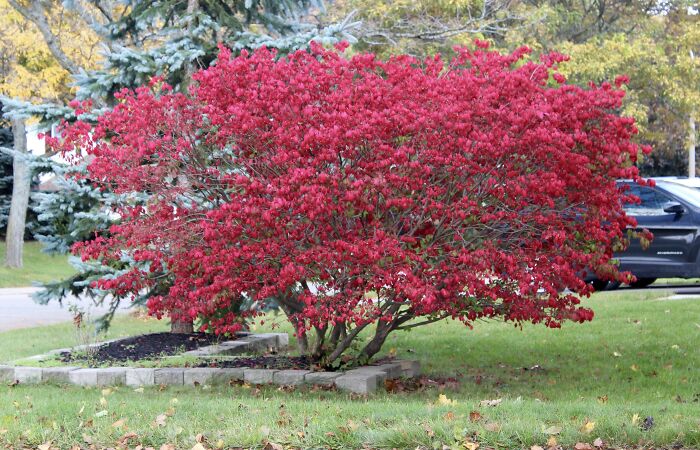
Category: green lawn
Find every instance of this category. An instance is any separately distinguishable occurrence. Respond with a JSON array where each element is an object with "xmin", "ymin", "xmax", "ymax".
[
  {"xmin": 0, "ymin": 290, "xmax": 699, "ymax": 449},
  {"xmin": 0, "ymin": 241, "xmax": 74, "ymax": 288}
]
